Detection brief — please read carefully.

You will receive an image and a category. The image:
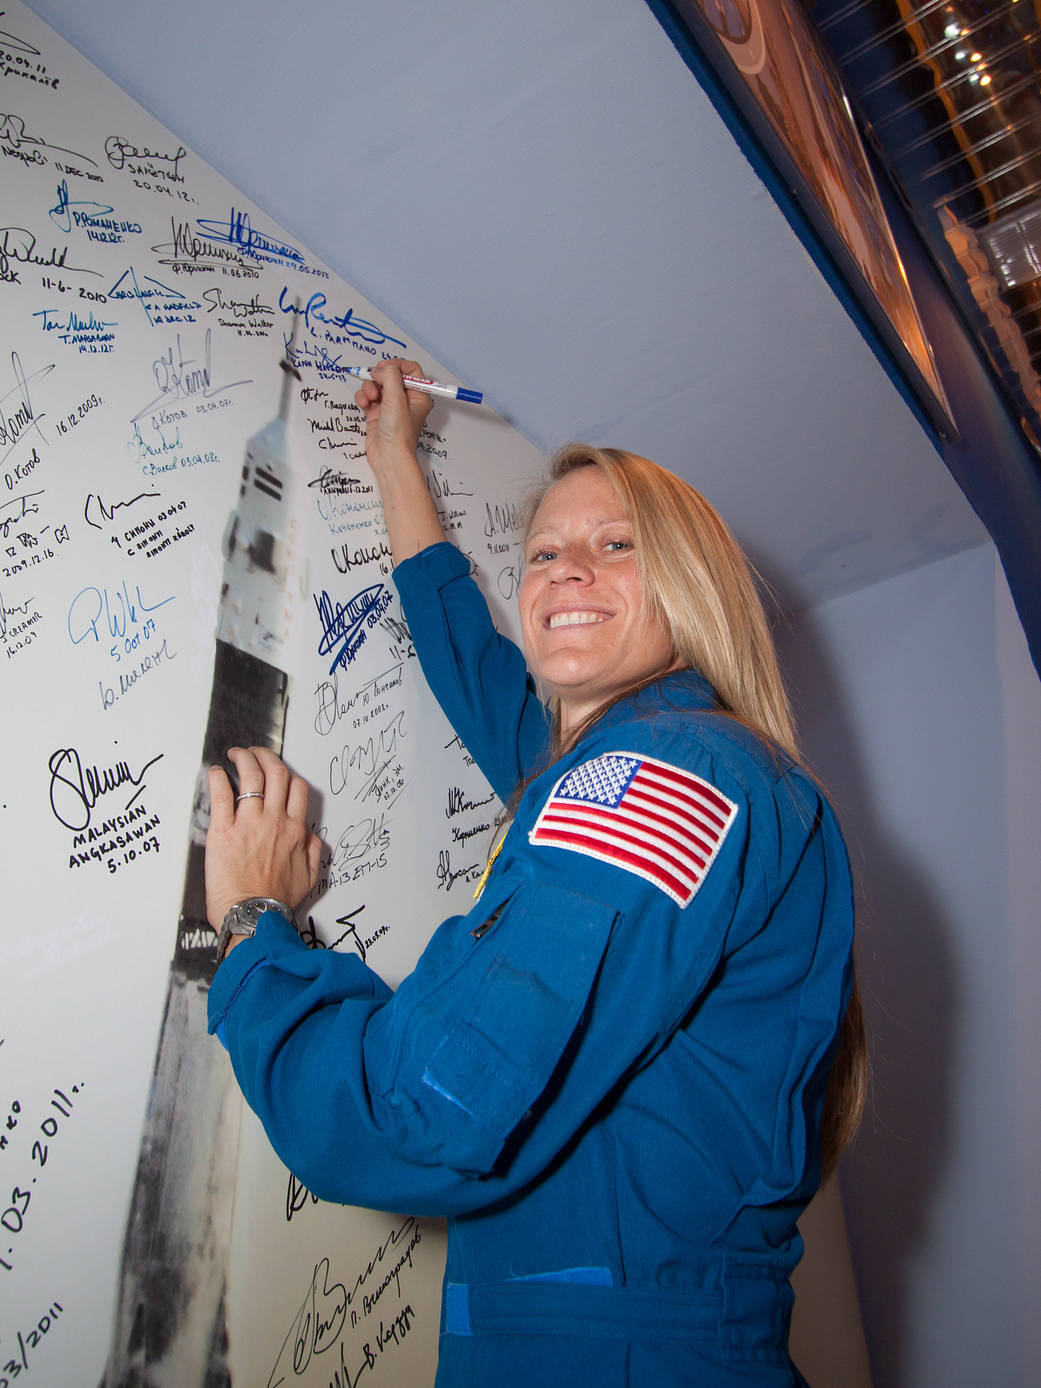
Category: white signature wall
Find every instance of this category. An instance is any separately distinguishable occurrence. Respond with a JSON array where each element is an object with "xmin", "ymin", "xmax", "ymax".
[{"xmin": 0, "ymin": 5, "xmax": 544, "ymax": 1384}]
